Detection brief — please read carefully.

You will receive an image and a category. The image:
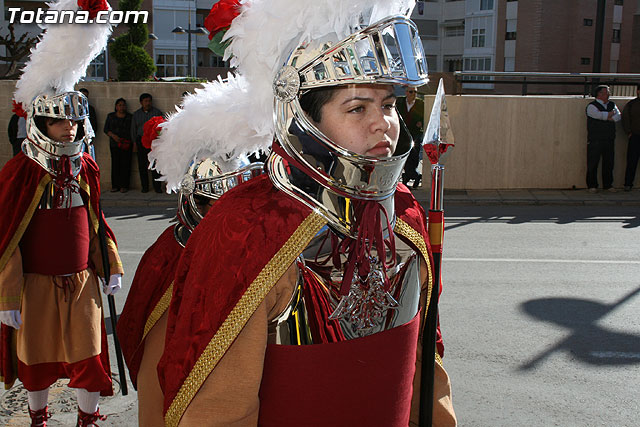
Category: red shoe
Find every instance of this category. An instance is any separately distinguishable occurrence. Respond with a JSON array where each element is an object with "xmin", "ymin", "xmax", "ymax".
[
  {"xmin": 28, "ymin": 406, "xmax": 49, "ymax": 427},
  {"xmin": 76, "ymin": 407, "xmax": 107, "ymax": 426}
]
